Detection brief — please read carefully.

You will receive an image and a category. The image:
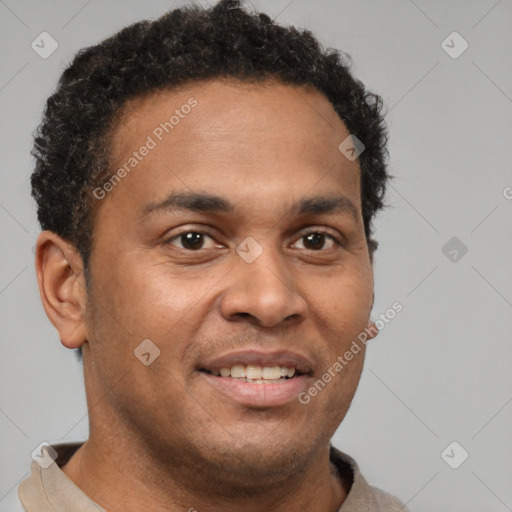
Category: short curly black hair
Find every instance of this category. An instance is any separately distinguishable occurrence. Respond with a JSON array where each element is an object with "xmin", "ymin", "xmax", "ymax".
[{"xmin": 31, "ymin": 0, "xmax": 389, "ymax": 278}]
